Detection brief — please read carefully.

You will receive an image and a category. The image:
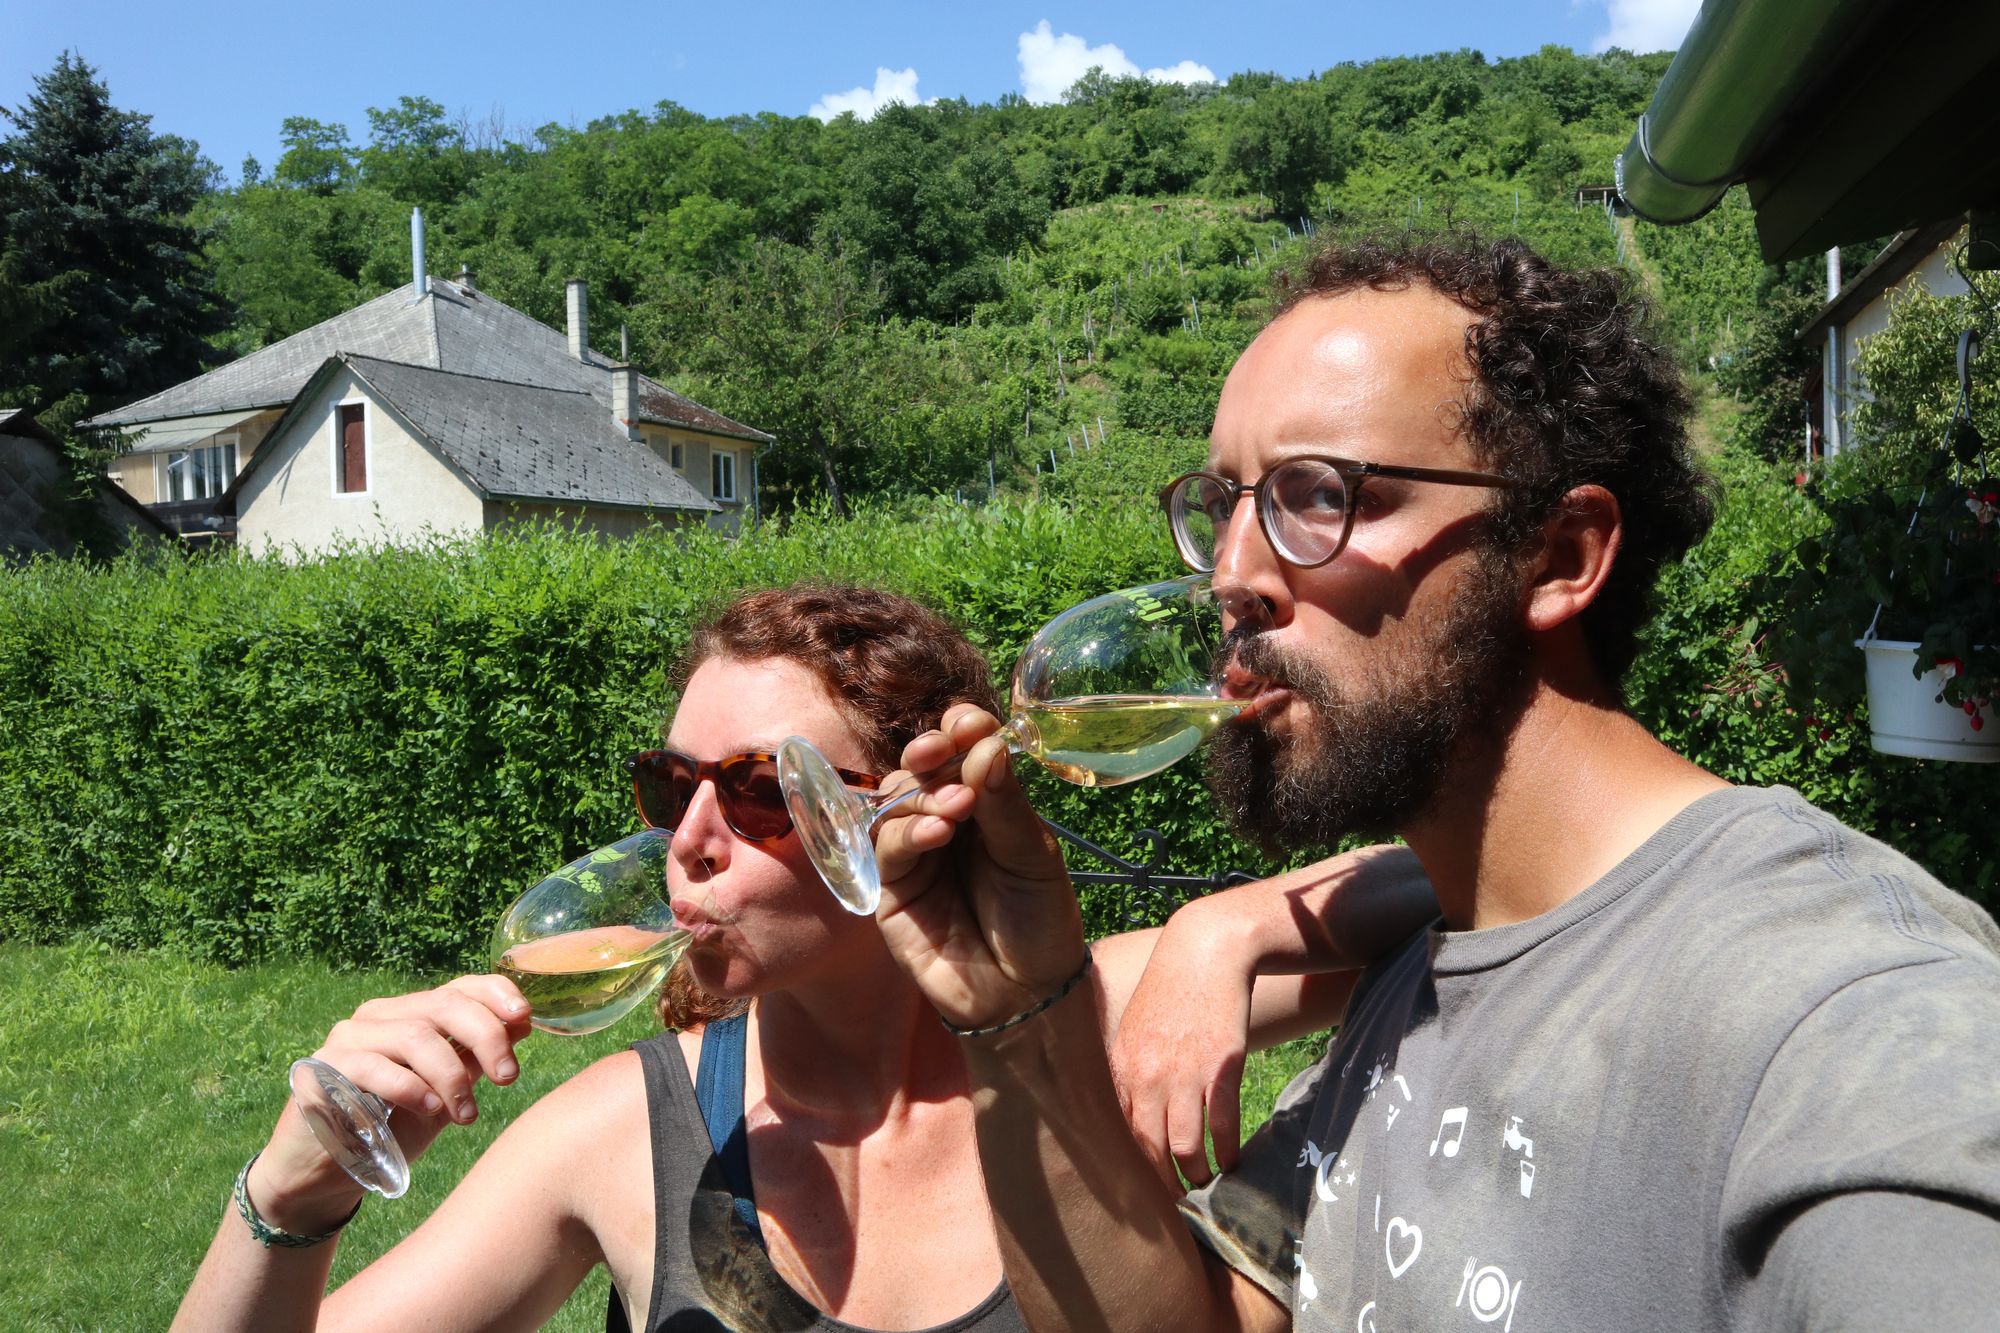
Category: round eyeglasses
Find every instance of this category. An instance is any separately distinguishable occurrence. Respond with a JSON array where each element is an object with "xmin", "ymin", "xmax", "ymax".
[{"xmin": 1159, "ymin": 455, "xmax": 1518, "ymax": 572}]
